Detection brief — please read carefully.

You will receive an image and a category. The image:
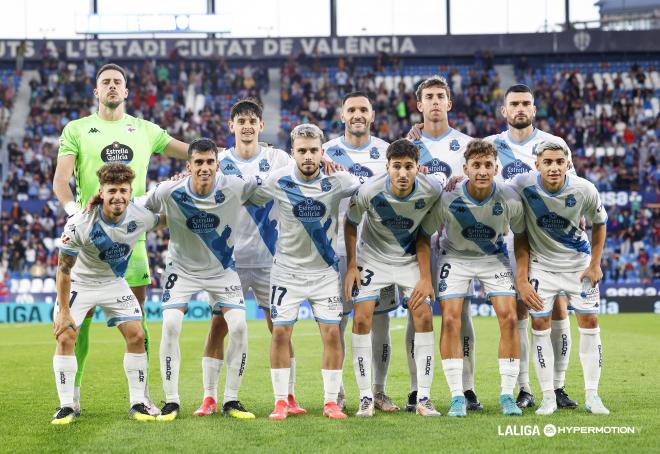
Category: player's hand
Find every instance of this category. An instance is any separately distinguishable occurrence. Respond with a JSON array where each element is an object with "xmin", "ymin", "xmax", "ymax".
[
  {"xmin": 407, "ymin": 123, "xmax": 424, "ymax": 140},
  {"xmin": 84, "ymin": 194, "xmax": 102, "ymax": 213},
  {"xmin": 170, "ymin": 170, "xmax": 190, "ymax": 181},
  {"xmin": 344, "ymin": 266, "xmax": 361, "ymax": 302},
  {"xmin": 444, "ymin": 176, "xmax": 465, "ymax": 192},
  {"xmin": 418, "ymin": 165, "xmax": 429, "ymax": 175},
  {"xmin": 408, "ymin": 278, "xmax": 434, "ymax": 311},
  {"xmin": 53, "ymin": 311, "xmax": 76, "ymax": 339},
  {"xmin": 579, "ymin": 265, "xmax": 603, "ymax": 287},
  {"xmin": 321, "ymin": 158, "xmax": 344, "ymax": 175},
  {"xmin": 516, "ymin": 280, "xmax": 544, "ymax": 312}
]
